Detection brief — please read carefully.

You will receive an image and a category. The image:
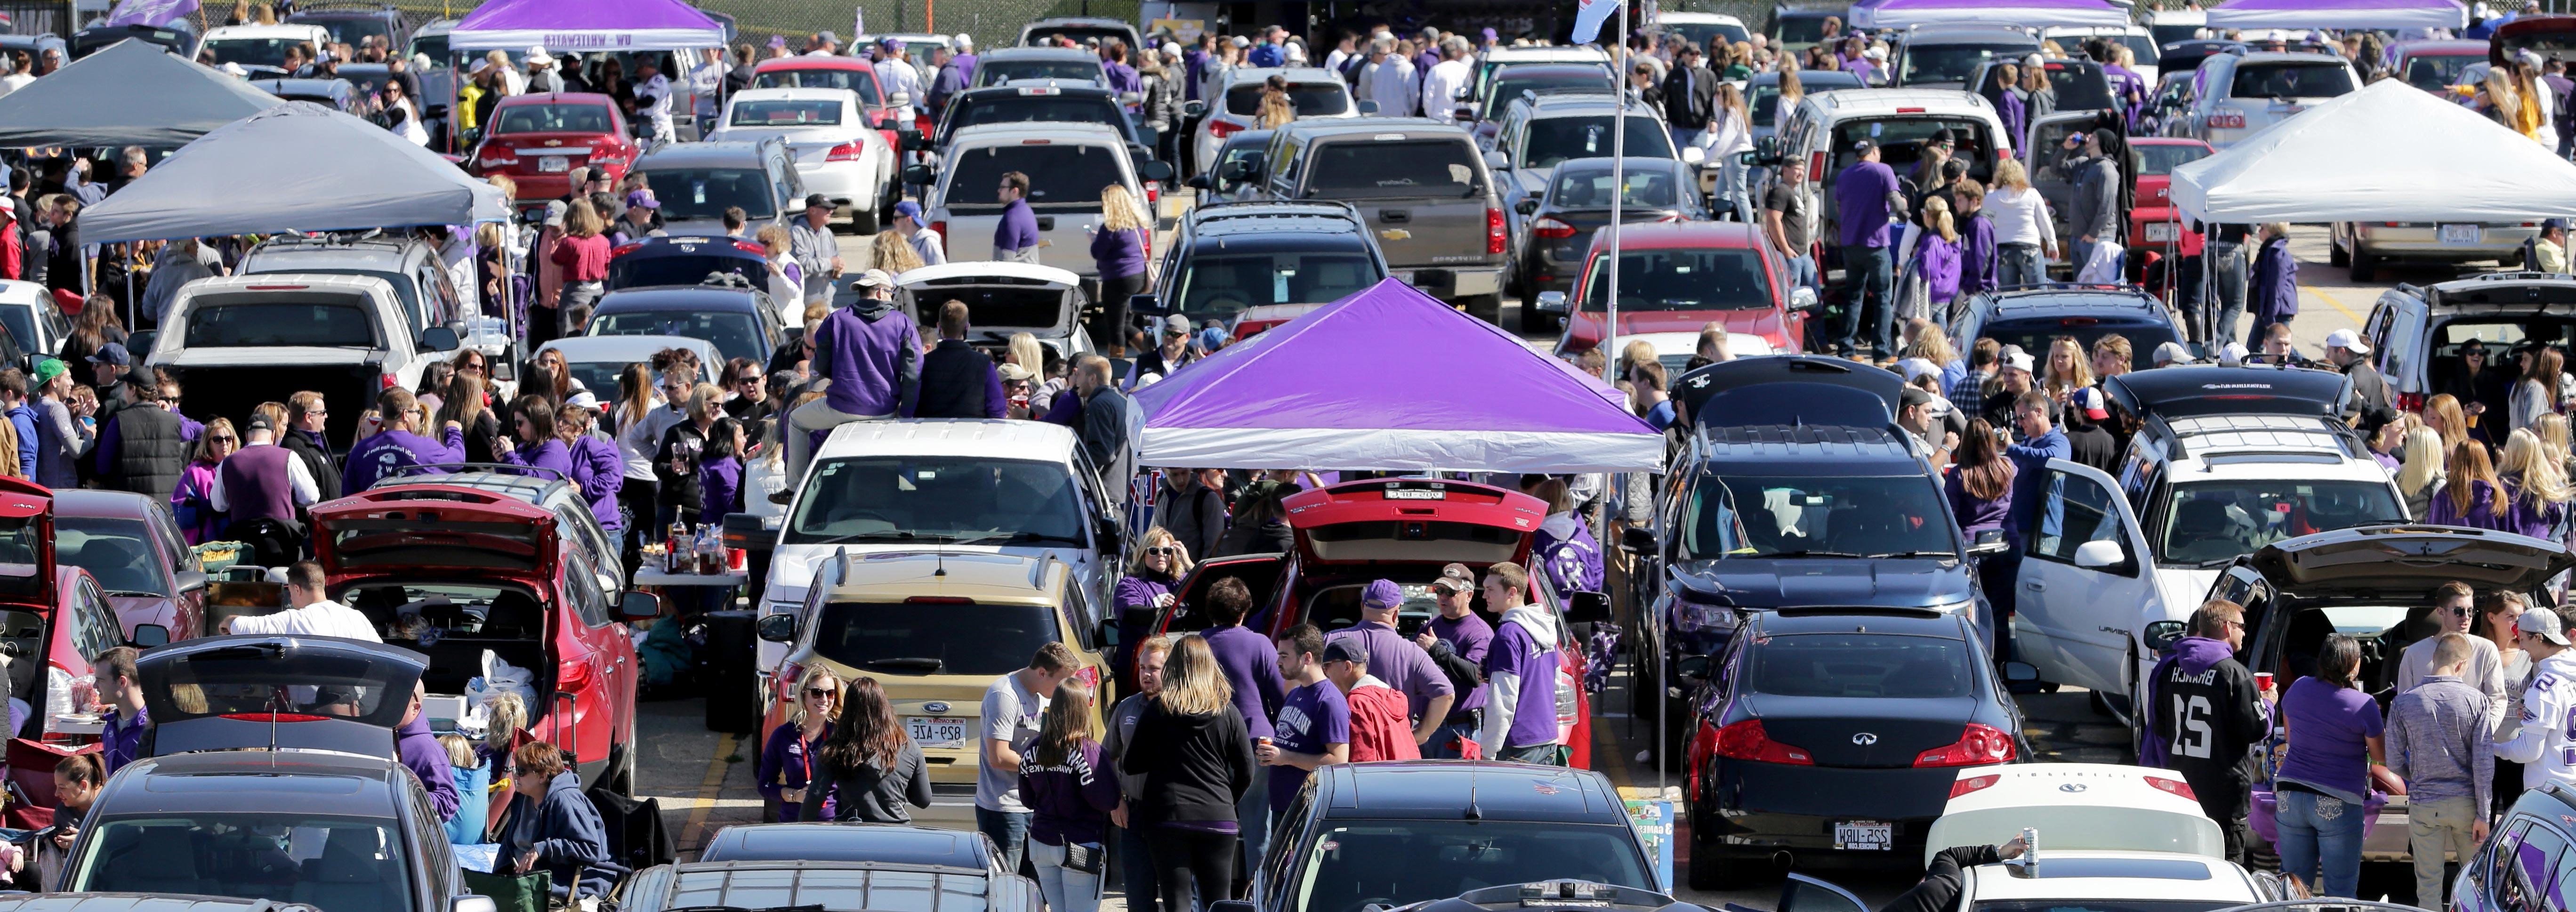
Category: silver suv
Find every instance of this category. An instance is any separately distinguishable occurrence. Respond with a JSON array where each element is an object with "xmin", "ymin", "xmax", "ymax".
[{"xmin": 239, "ymin": 235, "xmax": 466, "ymax": 340}]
